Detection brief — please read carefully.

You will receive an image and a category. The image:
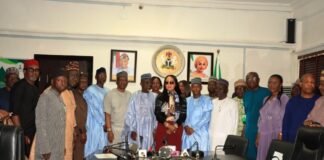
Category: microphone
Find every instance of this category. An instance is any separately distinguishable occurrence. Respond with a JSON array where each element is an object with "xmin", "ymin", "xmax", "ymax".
[
  {"xmin": 187, "ymin": 141, "xmax": 197, "ymax": 151},
  {"xmin": 147, "ymin": 141, "xmax": 156, "ymax": 157},
  {"xmin": 125, "ymin": 132, "xmax": 129, "ymax": 149},
  {"xmin": 124, "ymin": 132, "xmax": 131, "ymax": 159},
  {"xmin": 181, "ymin": 142, "xmax": 195, "ymax": 158},
  {"xmin": 189, "ymin": 141, "xmax": 204, "ymax": 159},
  {"xmin": 139, "ymin": 136, "xmax": 143, "ymax": 149}
]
